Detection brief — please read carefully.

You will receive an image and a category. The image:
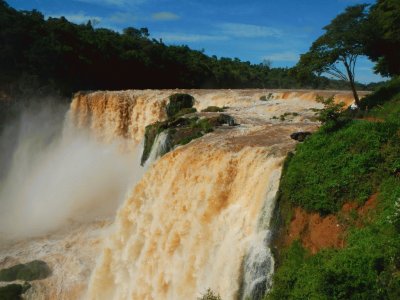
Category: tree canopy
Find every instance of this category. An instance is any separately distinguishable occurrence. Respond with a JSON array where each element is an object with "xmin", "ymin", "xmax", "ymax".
[
  {"xmin": 364, "ymin": 0, "xmax": 400, "ymax": 76},
  {"xmin": 295, "ymin": 5, "xmax": 369, "ymax": 106},
  {"xmin": 0, "ymin": 0, "xmax": 369, "ymax": 99}
]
